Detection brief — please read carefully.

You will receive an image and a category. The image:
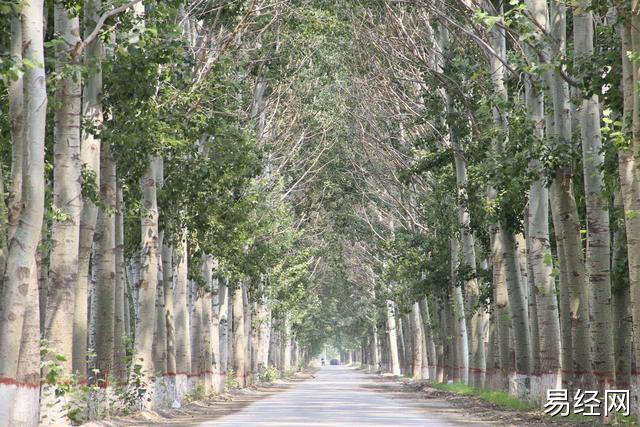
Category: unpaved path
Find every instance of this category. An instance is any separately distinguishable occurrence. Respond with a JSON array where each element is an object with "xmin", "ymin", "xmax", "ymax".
[
  {"xmin": 90, "ymin": 366, "xmax": 586, "ymax": 426},
  {"xmin": 198, "ymin": 366, "xmax": 488, "ymax": 426}
]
